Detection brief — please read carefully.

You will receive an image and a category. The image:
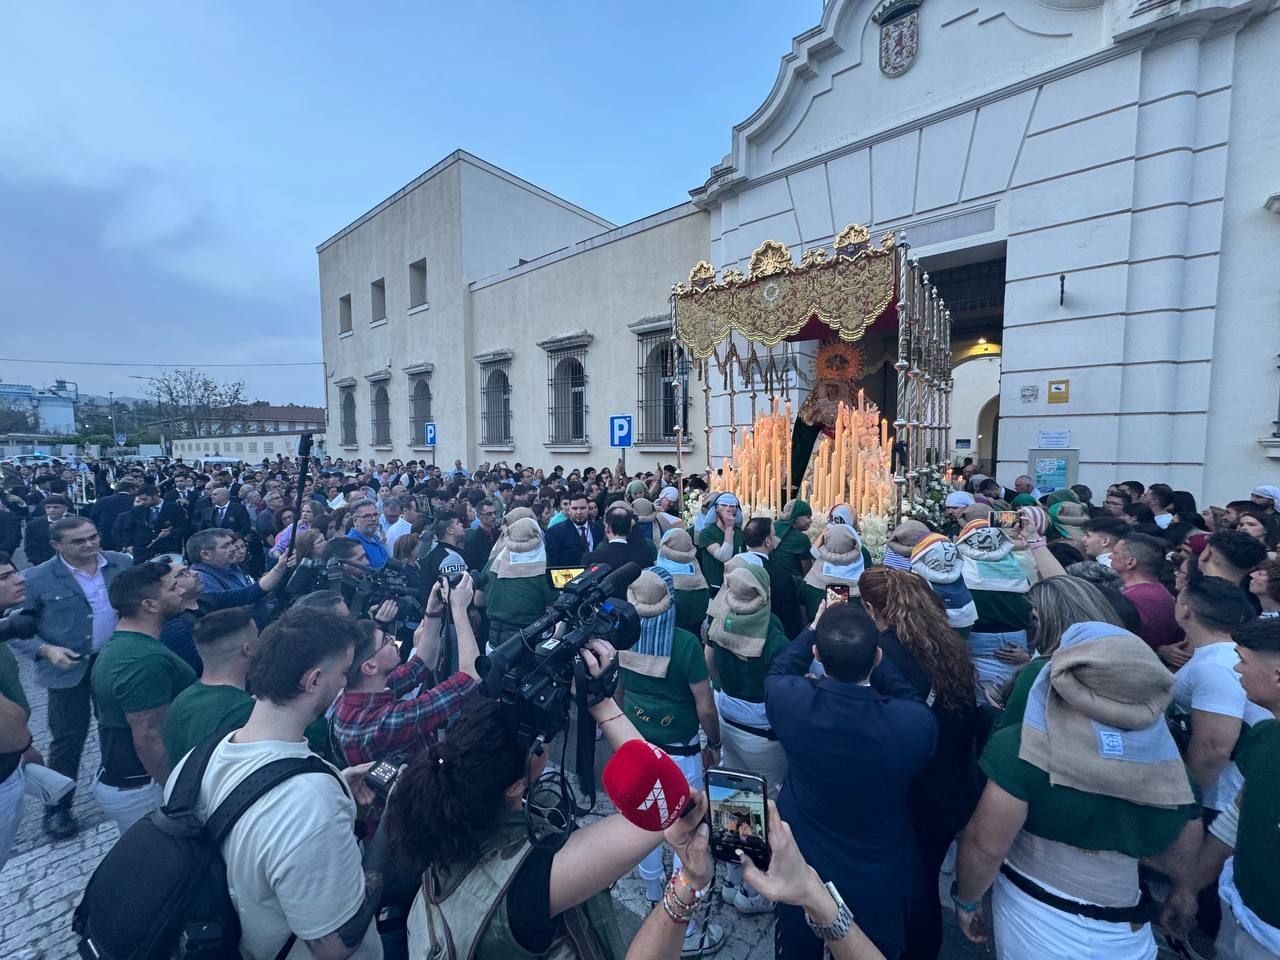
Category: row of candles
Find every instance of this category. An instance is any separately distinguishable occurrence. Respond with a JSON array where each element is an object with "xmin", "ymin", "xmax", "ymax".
[{"xmin": 715, "ymin": 392, "xmax": 894, "ymax": 518}]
